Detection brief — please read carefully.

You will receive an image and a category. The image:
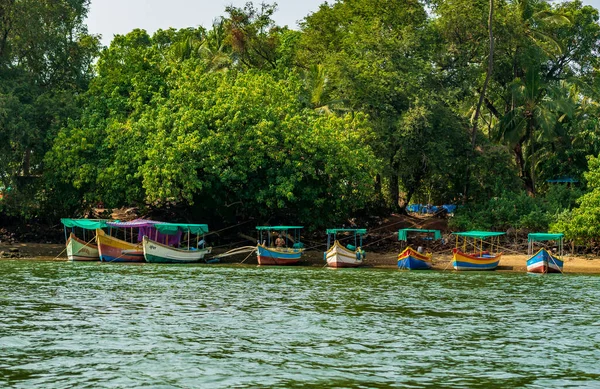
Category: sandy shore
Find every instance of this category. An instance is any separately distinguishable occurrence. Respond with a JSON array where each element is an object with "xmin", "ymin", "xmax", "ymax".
[
  {"xmin": 359, "ymin": 252, "xmax": 600, "ymax": 273},
  {"xmin": 2, "ymin": 242, "xmax": 600, "ymax": 273}
]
